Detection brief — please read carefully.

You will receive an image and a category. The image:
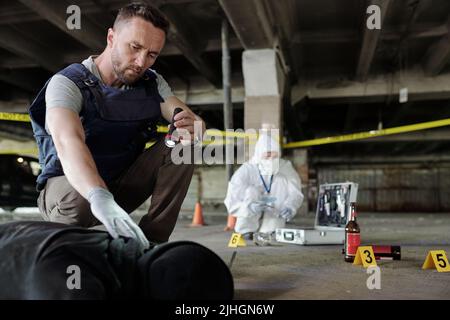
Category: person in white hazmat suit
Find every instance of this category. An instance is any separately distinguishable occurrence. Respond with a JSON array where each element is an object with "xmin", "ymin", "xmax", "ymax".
[{"xmin": 224, "ymin": 133, "xmax": 304, "ymax": 241}]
